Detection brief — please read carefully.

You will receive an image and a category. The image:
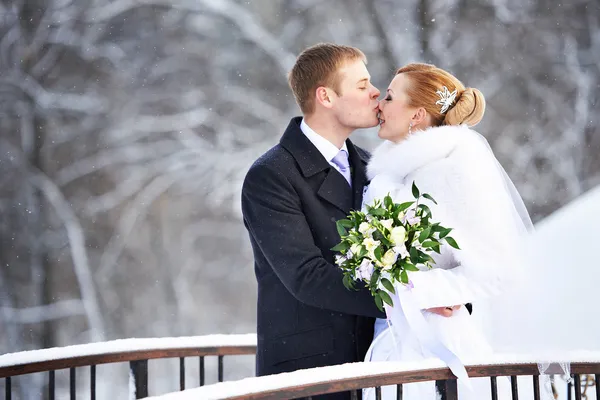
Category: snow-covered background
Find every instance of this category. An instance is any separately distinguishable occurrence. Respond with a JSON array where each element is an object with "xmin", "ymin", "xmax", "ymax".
[{"xmin": 1, "ymin": 0, "xmax": 599, "ymax": 398}]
